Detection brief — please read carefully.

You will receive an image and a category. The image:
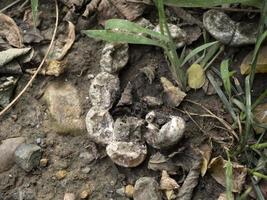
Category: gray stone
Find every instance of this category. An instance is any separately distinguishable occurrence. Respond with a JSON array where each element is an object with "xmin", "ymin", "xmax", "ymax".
[
  {"xmin": 89, "ymin": 72, "xmax": 120, "ymax": 109},
  {"xmin": 203, "ymin": 10, "xmax": 257, "ymax": 46},
  {"xmin": 85, "ymin": 107, "xmax": 115, "ymax": 145},
  {"xmin": 14, "ymin": 144, "xmax": 42, "ymax": 172},
  {"xmin": 0, "ymin": 137, "xmax": 25, "ymax": 173},
  {"xmin": 42, "ymin": 81, "xmax": 85, "ymax": 135},
  {"xmin": 142, "ymin": 96, "xmax": 163, "ymax": 107},
  {"xmin": 106, "ymin": 141, "xmax": 147, "ymax": 168},
  {"xmin": 100, "ymin": 43, "xmax": 129, "ymax": 74},
  {"xmin": 145, "ymin": 116, "xmax": 185, "ymax": 149},
  {"xmin": 113, "ymin": 116, "xmax": 144, "ymax": 142},
  {"xmin": 133, "ymin": 177, "xmax": 162, "ymax": 200}
]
